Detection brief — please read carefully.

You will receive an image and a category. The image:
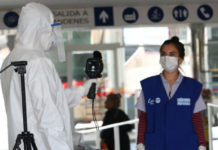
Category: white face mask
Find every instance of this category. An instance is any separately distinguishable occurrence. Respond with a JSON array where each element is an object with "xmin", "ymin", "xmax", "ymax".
[{"xmin": 159, "ymin": 56, "xmax": 179, "ymax": 72}]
